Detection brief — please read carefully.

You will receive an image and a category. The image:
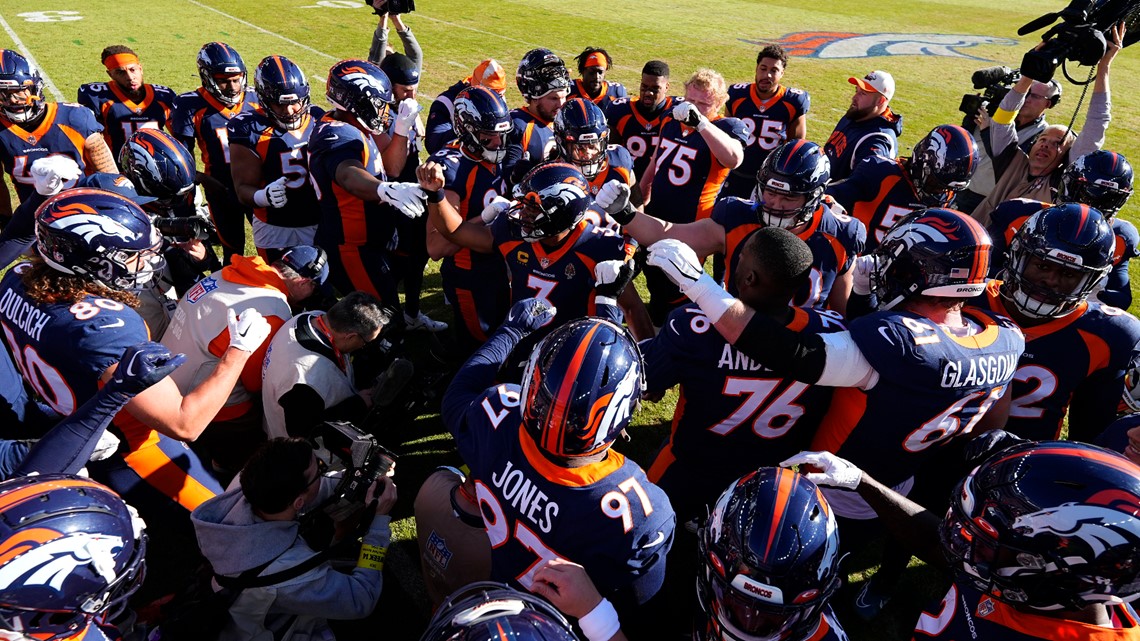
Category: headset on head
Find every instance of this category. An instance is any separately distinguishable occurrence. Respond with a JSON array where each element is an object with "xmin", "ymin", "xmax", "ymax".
[{"xmin": 1045, "ymin": 79, "xmax": 1062, "ymax": 107}]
